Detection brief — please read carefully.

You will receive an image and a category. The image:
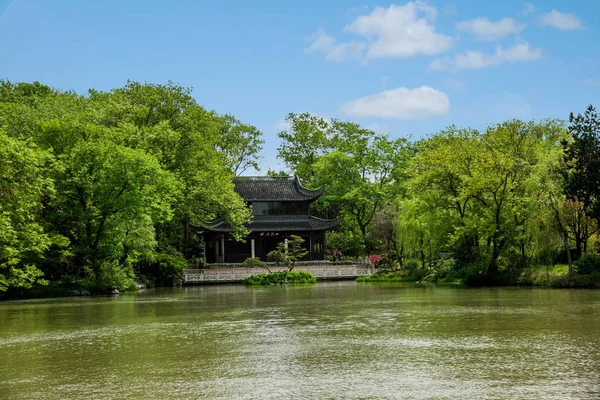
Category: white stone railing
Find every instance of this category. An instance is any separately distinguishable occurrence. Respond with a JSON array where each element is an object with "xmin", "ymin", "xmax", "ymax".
[{"xmin": 184, "ymin": 265, "xmax": 372, "ymax": 283}]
